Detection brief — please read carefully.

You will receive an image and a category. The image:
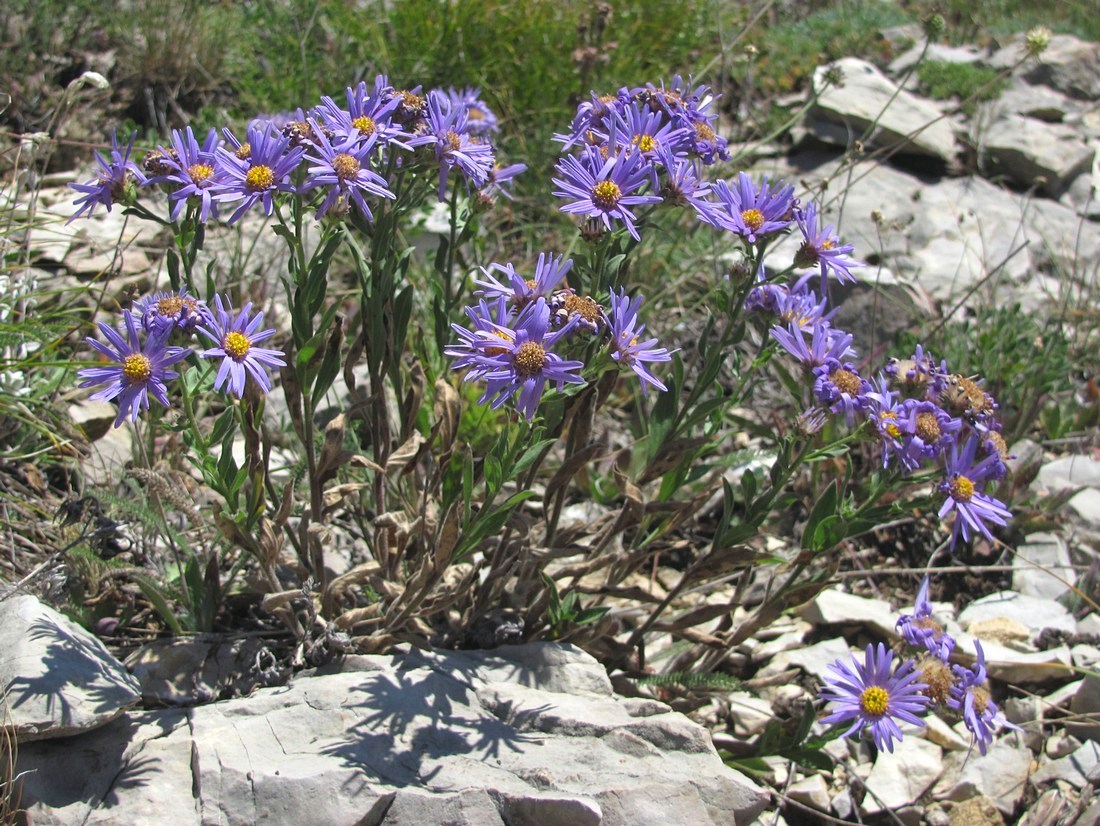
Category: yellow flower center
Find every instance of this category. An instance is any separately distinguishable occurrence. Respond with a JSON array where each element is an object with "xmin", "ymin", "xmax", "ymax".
[
  {"xmin": 122, "ymin": 354, "xmax": 152, "ymax": 384},
  {"xmin": 513, "ymin": 341, "xmax": 547, "ymax": 377},
  {"xmin": 822, "ymin": 239, "xmax": 837, "ymax": 251},
  {"xmin": 223, "ymin": 331, "xmax": 251, "ymax": 360},
  {"xmin": 332, "ymin": 153, "xmax": 360, "ymax": 181},
  {"xmin": 694, "ymin": 121, "xmax": 716, "ymax": 141},
  {"xmin": 156, "ymin": 296, "xmax": 185, "ymax": 316},
  {"xmin": 859, "ymin": 686, "xmax": 889, "ymax": 717},
  {"xmin": 830, "ymin": 368, "xmax": 862, "ymax": 396},
  {"xmin": 484, "ymin": 330, "xmax": 513, "ymax": 357},
  {"xmin": 592, "ymin": 180, "xmax": 622, "ymax": 210},
  {"xmin": 235, "ymin": 143, "xmax": 252, "ymax": 160},
  {"xmin": 949, "ymin": 474, "xmax": 975, "ymax": 503},
  {"xmin": 446, "ymin": 131, "xmax": 463, "ymax": 151},
  {"xmin": 987, "ymin": 432, "xmax": 1009, "ymax": 461},
  {"xmin": 245, "ymin": 165, "xmax": 275, "ymax": 193},
  {"xmin": 970, "ymin": 686, "xmax": 990, "ymax": 714},
  {"xmin": 633, "ymin": 134, "xmax": 657, "ymax": 153},
  {"xmin": 188, "ymin": 163, "xmax": 214, "ymax": 184},
  {"xmin": 915, "ymin": 412, "xmax": 941, "ymax": 443},
  {"xmin": 352, "ymin": 115, "xmax": 376, "ymax": 136},
  {"xmin": 524, "ymin": 278, "xmax": 539, "ymax": 292},
  {"xmin": 741, "ymin": 208, "xmax": 765, "ymax": 232},
  {"xmin": 880, "ymin": 412, "xmax": 901, "ymax": 439}
]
